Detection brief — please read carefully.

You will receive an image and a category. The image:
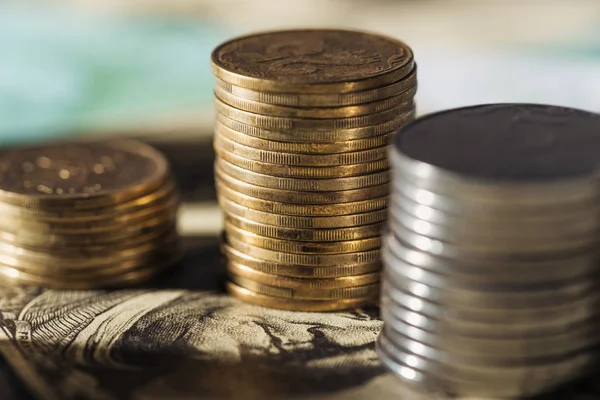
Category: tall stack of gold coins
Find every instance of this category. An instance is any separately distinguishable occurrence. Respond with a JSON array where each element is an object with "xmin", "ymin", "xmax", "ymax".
[
  {"xmin": 0, "ymin": 141, "xmax": 181, "ymax": 288},
  {"xmin": 378, "ymin": 104, "xmax": 600, "ymax": 398},
  {"xmin": 211, "ymin": 29, "xmax": 417, "ymax": 311}
]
